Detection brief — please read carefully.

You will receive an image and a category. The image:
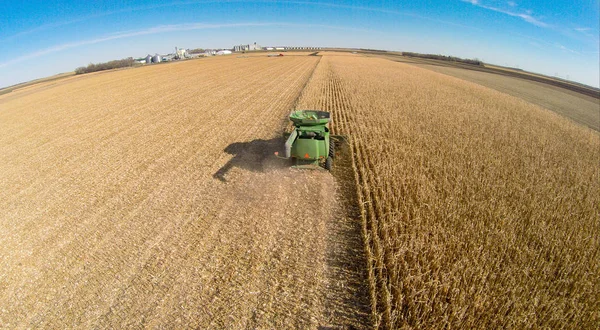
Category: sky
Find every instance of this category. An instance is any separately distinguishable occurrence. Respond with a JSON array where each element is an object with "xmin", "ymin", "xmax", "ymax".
[{"xmin": 0, "ymin": 0, "xmax": 598, "ymax": 88}]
